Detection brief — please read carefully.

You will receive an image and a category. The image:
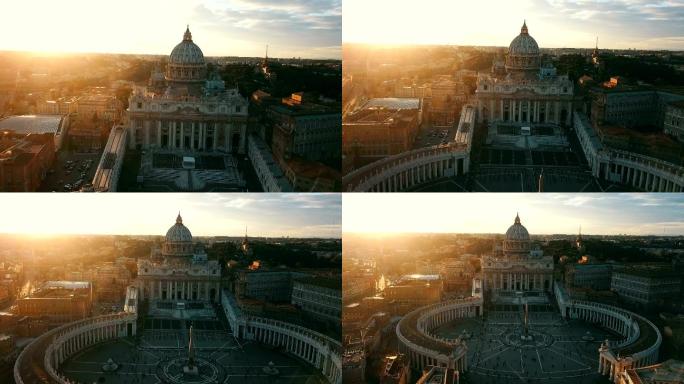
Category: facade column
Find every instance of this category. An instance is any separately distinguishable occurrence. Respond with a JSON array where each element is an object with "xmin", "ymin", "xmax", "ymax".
[
  {"xmin": 157, "ymin": 121, "xmax": 162, "ymax": 148},
  {"xmin": 512, "ymin": 100, "xmax": 517, "ymax": 122},
  {"xmin": 213, "ymin": 125, "xmax": 219, "ymax": 151},
  {"xmin": 144, "ymin": 120, "xmax": 150, "ymax": 147}
]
